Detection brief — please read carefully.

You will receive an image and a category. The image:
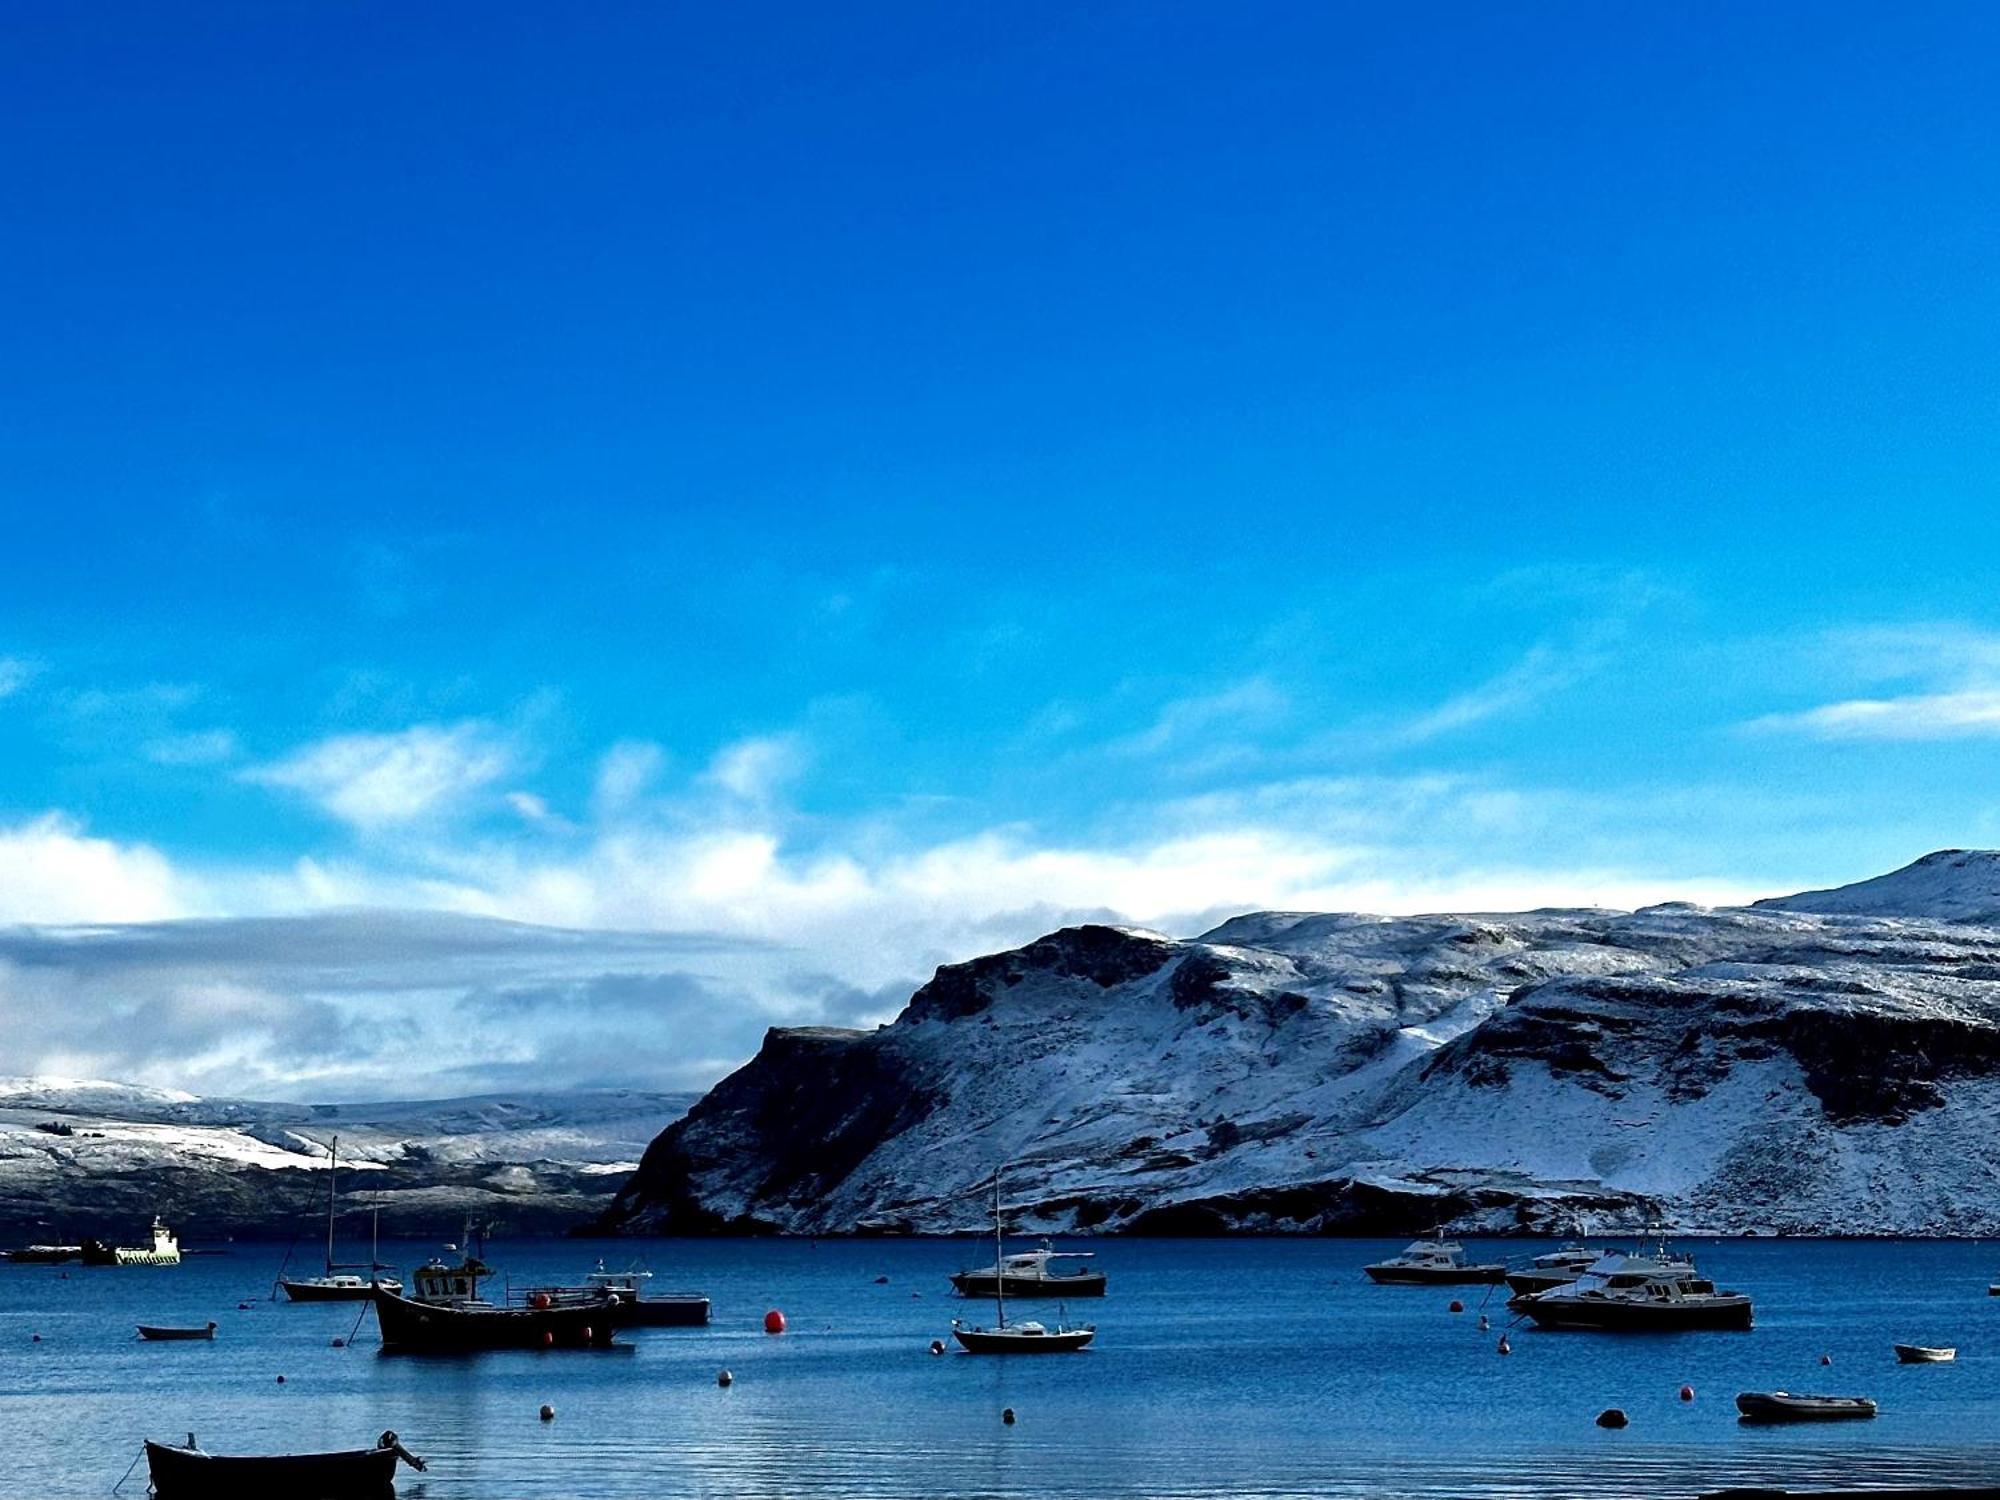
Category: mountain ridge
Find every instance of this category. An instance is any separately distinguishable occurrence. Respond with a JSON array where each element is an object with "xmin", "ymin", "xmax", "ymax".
[{"xmin": 598, "ymin": 851, "xmax": 2000, "ymax": 1237}]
